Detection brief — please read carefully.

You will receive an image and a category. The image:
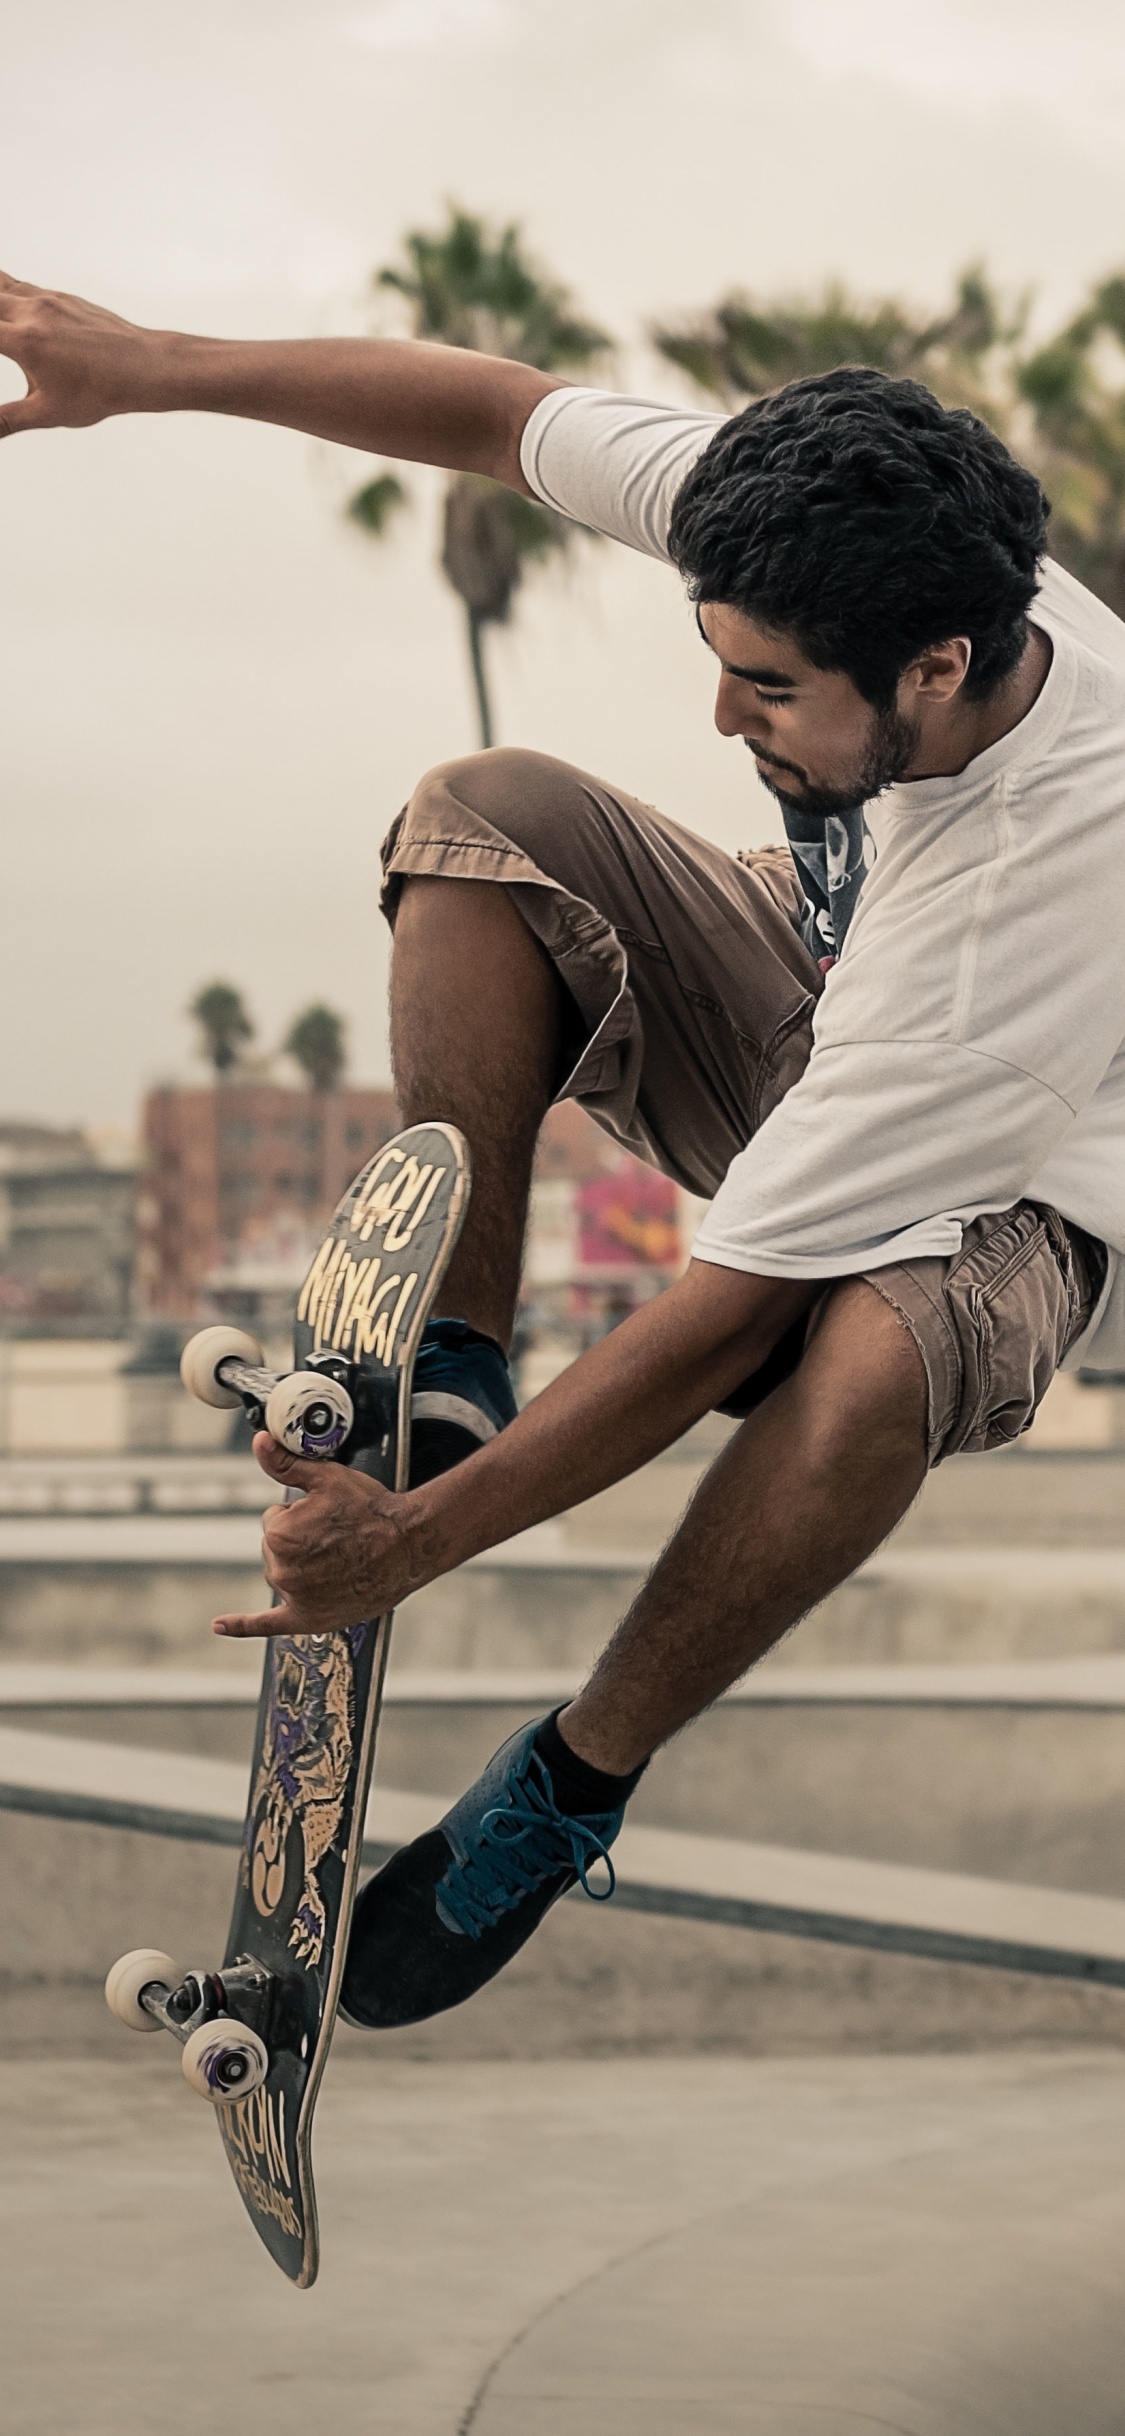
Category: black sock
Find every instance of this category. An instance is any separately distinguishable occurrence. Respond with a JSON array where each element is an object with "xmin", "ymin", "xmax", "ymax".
[{"xmin": 533, "ymin": 1708, "xmax": 646, "ymax": 1815}]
